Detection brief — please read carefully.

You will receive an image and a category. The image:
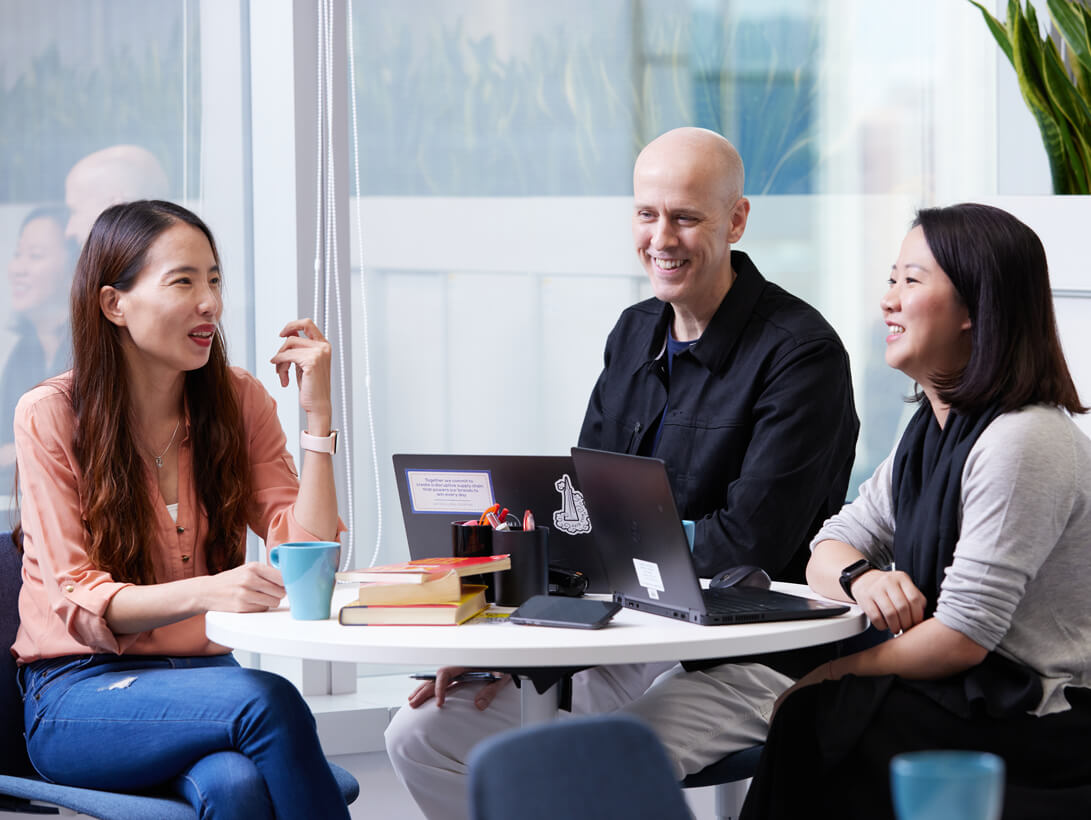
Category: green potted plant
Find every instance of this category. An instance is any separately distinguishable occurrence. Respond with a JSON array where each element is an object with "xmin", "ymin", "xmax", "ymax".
[{"xmin": 969, "ymin": 0, "xmax": 1091, "ymax": 193}]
